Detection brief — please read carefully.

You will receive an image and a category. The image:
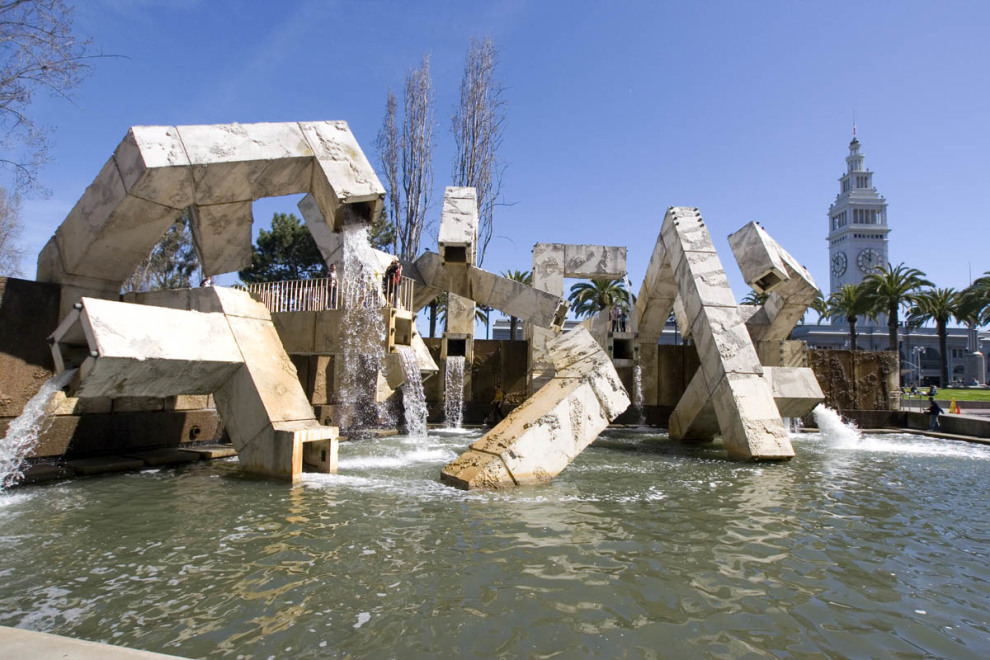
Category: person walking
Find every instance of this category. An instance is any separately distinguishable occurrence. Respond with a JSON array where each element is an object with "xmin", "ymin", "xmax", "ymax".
[{"xmin": 926, "ymin": 396, "xmax": 943, "ymax": 431}]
